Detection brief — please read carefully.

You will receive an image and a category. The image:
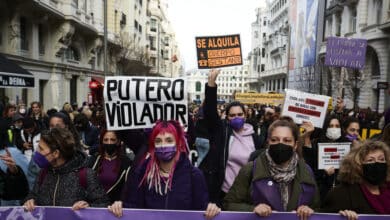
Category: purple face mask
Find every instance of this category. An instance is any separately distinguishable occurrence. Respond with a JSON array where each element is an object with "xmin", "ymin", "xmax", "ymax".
[
  {"xmin": 346, "ymin": 134, "xmax": 358, "ymax": 142},
  {"xmin": 229, "ymin": 117, "xmax": 245, "ymax": 131},
  {"xmin": 155, "ymin": 146, "xmax": 176, "ymax": 162},
  {"xmin": 33, "ymin": 151, "xmax": 51, "ymax": 168}
]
